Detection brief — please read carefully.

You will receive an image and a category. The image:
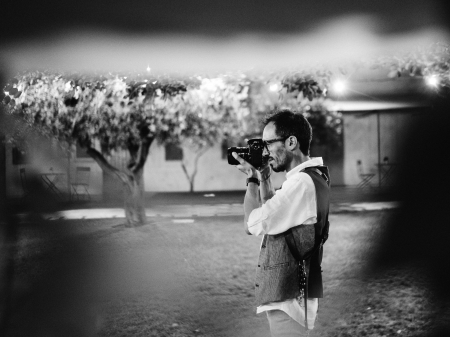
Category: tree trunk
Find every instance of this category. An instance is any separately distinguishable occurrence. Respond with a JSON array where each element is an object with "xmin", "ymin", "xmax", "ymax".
[
  {"xmin": 123, "ymin": 173, "xmax": 146, "ymax": 227},
  {"xmin": 85, "ymin": 137, "xmax": 153, "ymax": 227},
  {"xmin": 181, "ymin": 147, "xmax": 208, "ymax": 193}
]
